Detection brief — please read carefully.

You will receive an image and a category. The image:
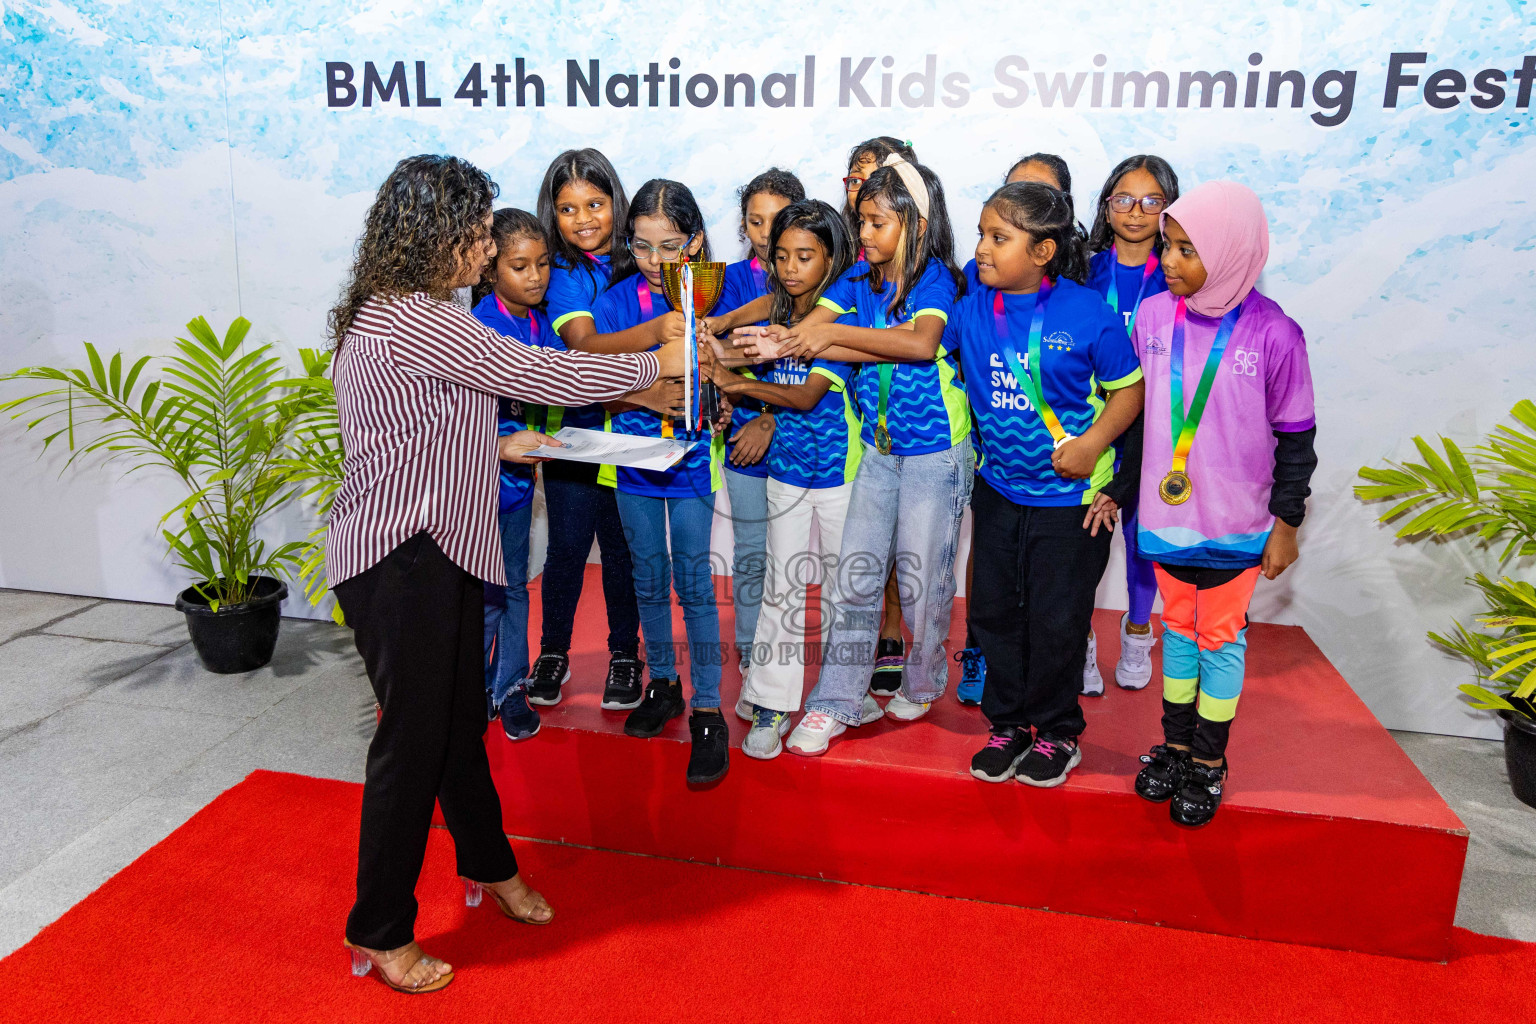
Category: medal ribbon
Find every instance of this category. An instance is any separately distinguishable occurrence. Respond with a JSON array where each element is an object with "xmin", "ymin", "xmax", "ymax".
[
  {"xmin": 496, "ymin": 295, "xmax": 548, "ymax": 432},
  {"xmin": 1169, "ymin": 297, "xmax": 1243, "ymax": 473},
  {"xmin": 636, "ymin": 277, "xmax": 673, "ymax": 439},
  {"xmin": 872, "ymin": 299, "xmax": 895, "ymax": 449},
  {"xmin": 748, "ymin": 255, "xmax": 768, "ymax": 297},
  {"xmin": 1104, "ymin": 245, "xmax": 1159, "ymax": 336},
  {"xmin": 994, "ymin": 279, "xmax": 1067, "ymax": 444}
]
